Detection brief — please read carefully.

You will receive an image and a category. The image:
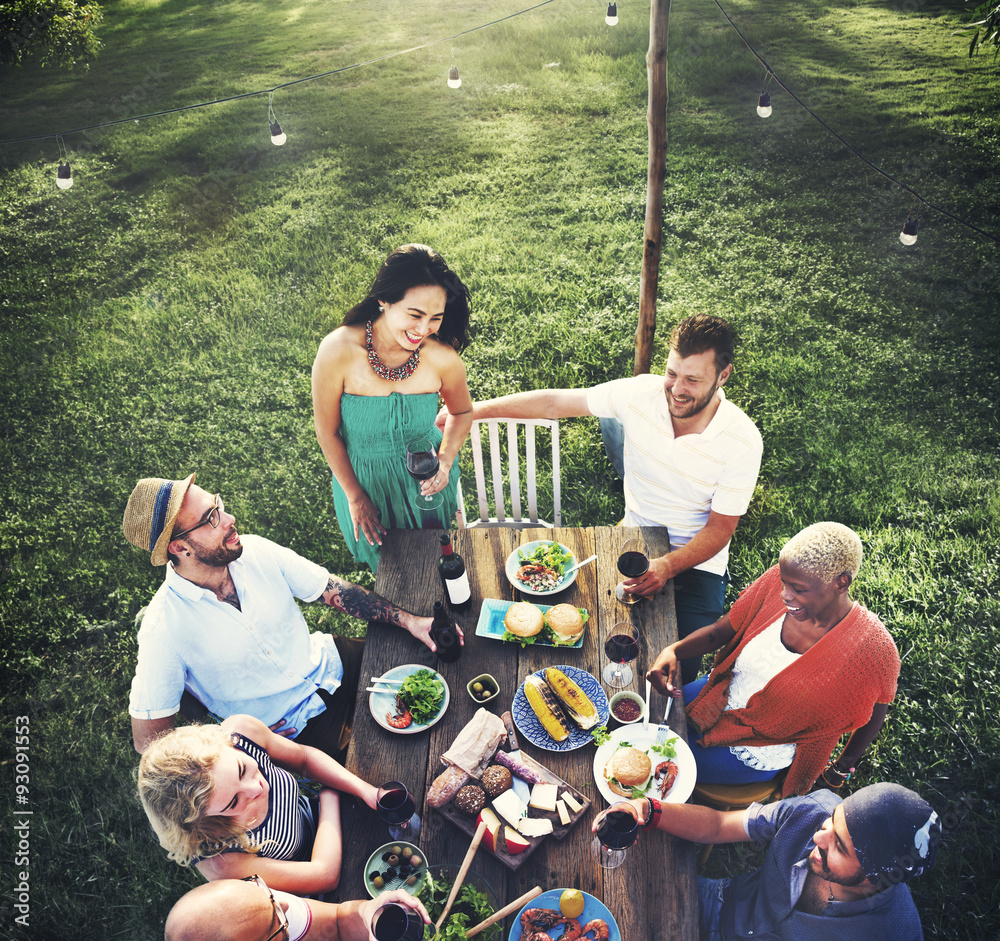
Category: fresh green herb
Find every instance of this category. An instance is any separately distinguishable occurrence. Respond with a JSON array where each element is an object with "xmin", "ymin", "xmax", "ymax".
[
  {"xmin": 501, "ymin": 629, "xmax": 538, "ymax": 647},
  {"xmin": 518, "ymin": 542, "xmax": 574, "ymax": 576},
  {"xmin": 650, "ymin": 739, "xmax": 677, "ymax": 759},
  {"xmin": 590, "ymin": 725, "xmax": 610, "ymax": 747},
  {"xmin": 397, "ymin": 669, "xmax": 445, "ymax": 725},
  {"xmin": 418, "ymin": 869, "xmax": 500, "ymax": 941}
]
